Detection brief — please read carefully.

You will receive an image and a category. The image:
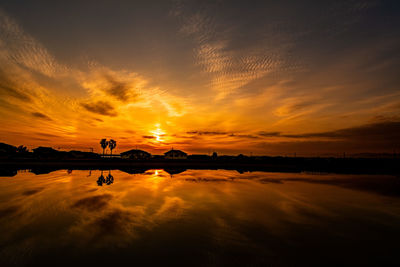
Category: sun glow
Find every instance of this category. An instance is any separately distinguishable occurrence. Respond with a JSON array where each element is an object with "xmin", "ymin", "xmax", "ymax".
[{"xmin": 151, "ymin": 123, "xmax": 166, "ymax": 142}]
